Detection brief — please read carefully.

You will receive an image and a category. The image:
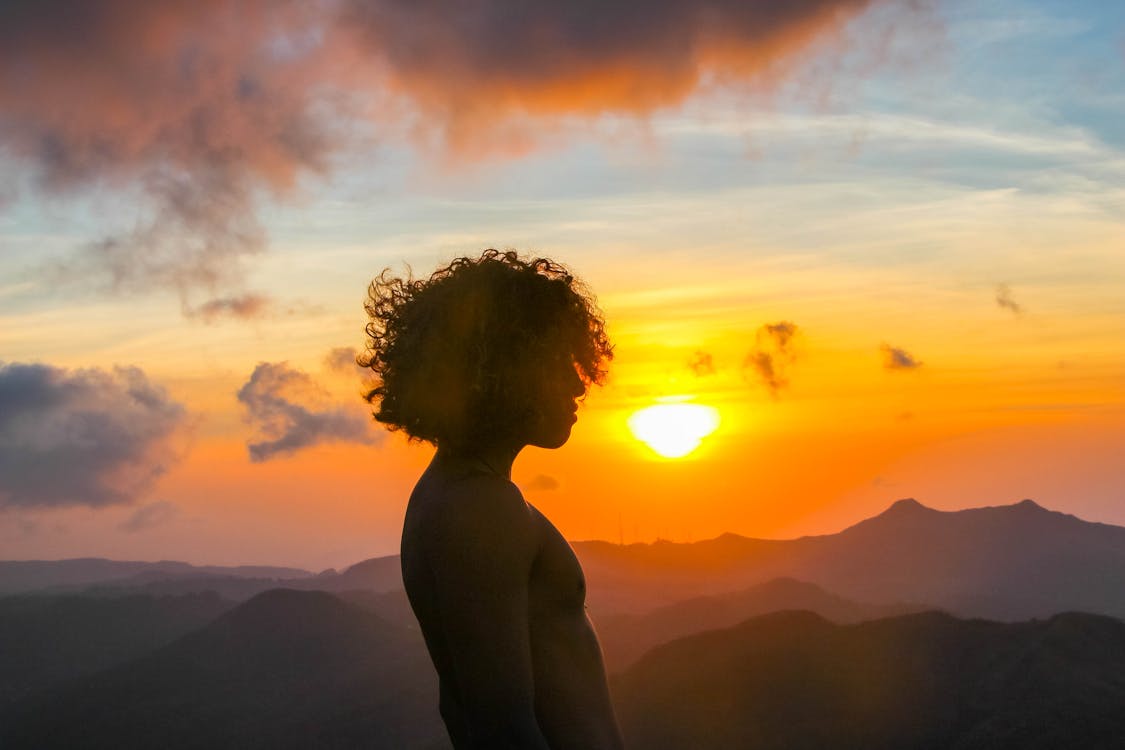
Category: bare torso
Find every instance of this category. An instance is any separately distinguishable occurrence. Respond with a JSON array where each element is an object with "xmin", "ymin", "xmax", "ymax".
[{"xmin": 401, "ymin": 459, "xmax": 623, "ymax": 749}]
